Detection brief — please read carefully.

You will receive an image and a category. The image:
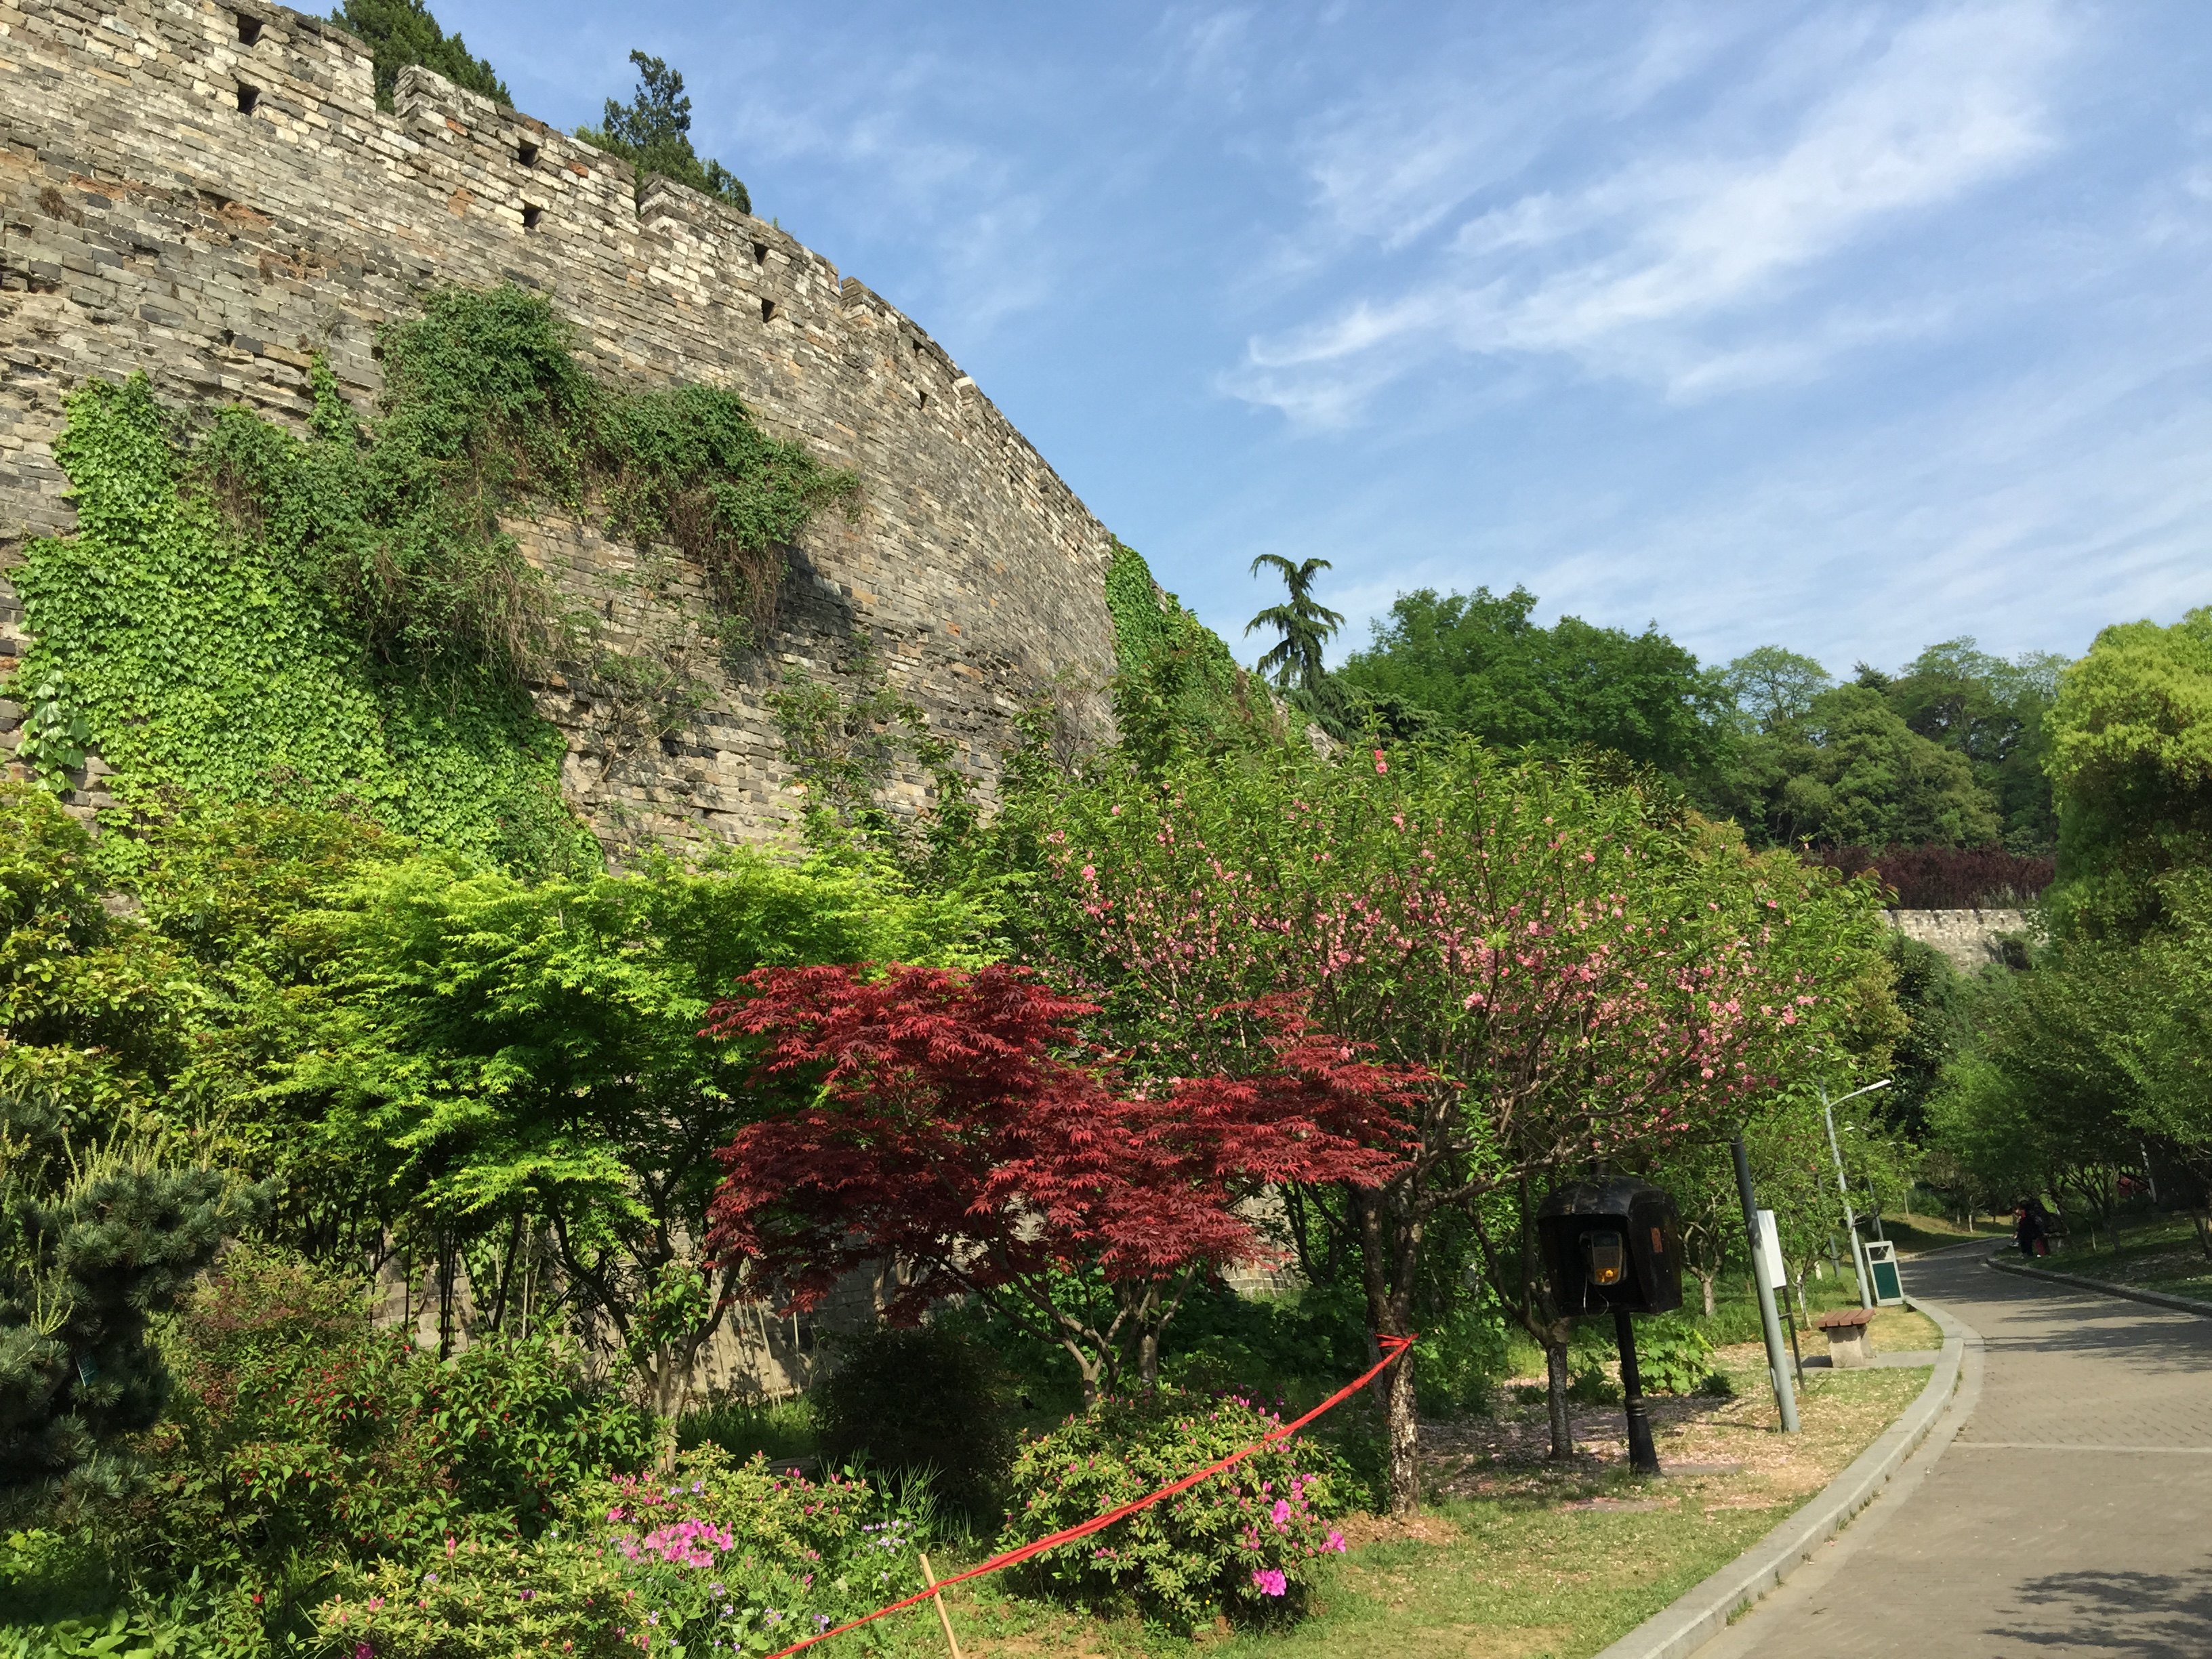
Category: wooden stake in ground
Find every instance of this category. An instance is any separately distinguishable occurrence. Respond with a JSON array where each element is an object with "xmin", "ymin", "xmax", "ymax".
[{"xmin": 918, "ymin": 1553, "xmax": 963, "ymax": 1659}]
